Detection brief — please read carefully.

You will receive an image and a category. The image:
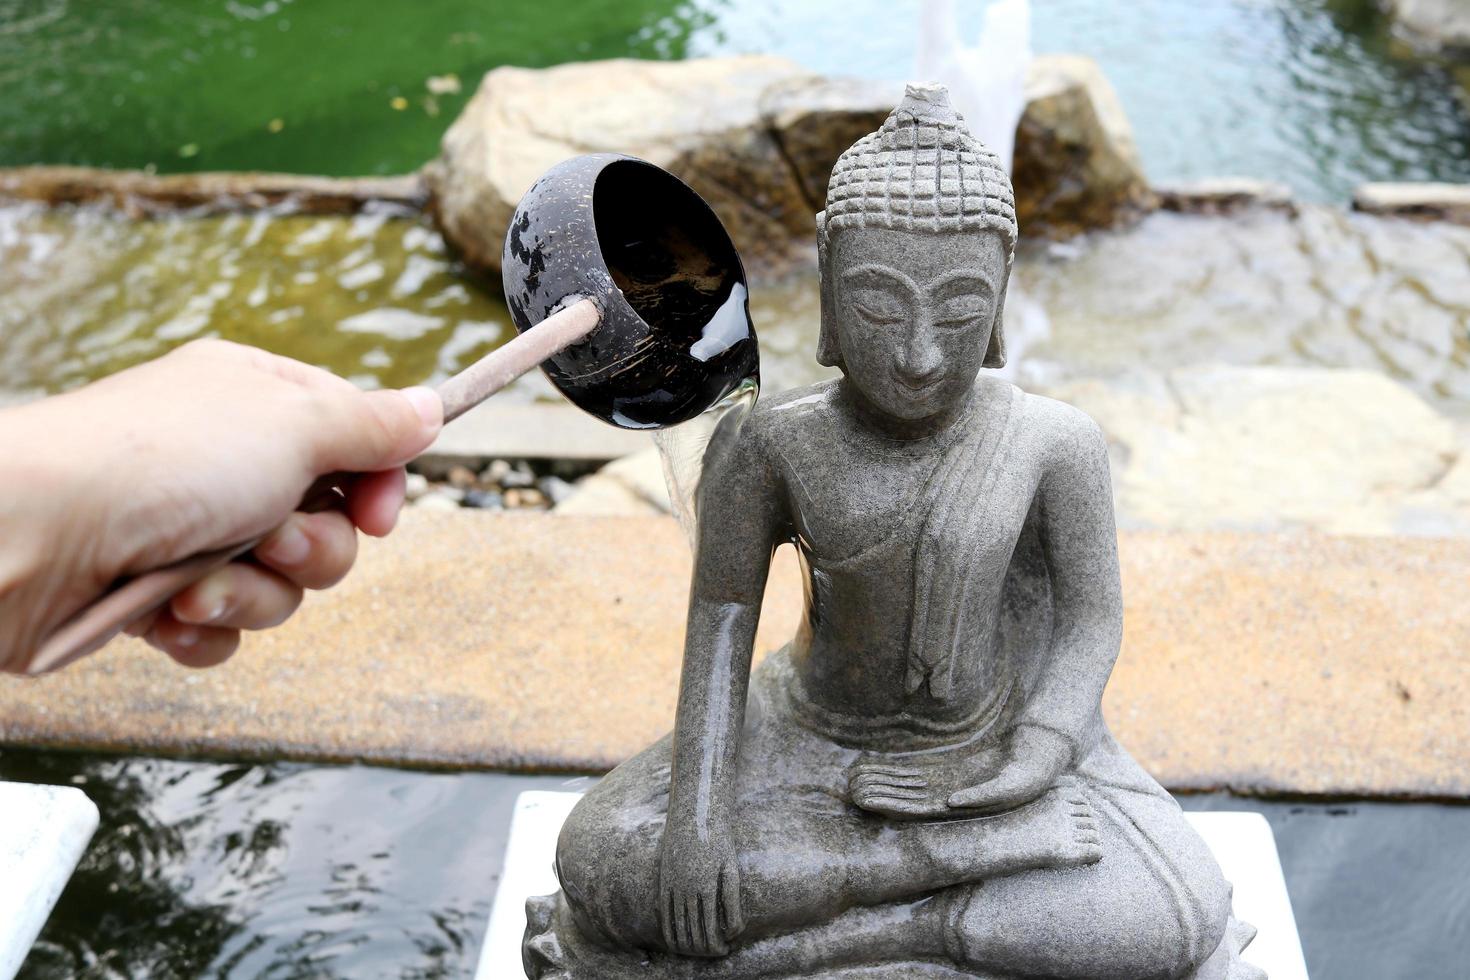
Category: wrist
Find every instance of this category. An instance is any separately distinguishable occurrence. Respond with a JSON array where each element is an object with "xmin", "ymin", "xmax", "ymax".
[
  {"xmin": 1012, "ymin": 722, "xmax": 1076, "ymax": 767},
  {"xmin": 0, "ymin": 406, "xmax": 68, "ymax": 671}
]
